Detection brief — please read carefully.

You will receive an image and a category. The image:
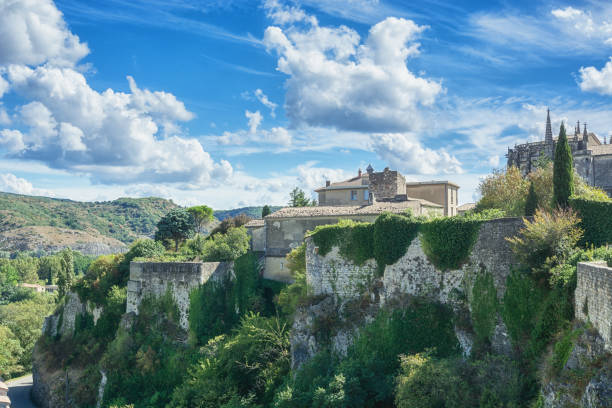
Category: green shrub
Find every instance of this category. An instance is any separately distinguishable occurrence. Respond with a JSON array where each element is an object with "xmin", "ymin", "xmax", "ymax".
[
  {"xmin": 502, "ymin": 269, "xmax": 544, "ymax": 346},
  {"xmin": 570, "ymin": 197, "xmax": 612, "ymax": 246},
  {"xmin": 471, "ymin": 271, "xmax": 498, "ymax": 346},
  {"xmin": 420, "ymin": 217, "xmax": 482, "ymax": 270},
  {"xmin": 550, "ymin": 328, "xmax": 582, "ymax": 375},
  {"xmin": 184, "ymin": 227, "xmax": 250, "ymax": 262}
]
